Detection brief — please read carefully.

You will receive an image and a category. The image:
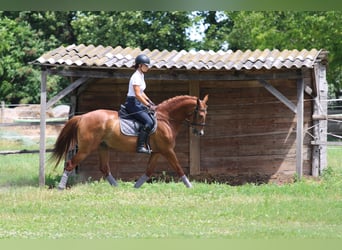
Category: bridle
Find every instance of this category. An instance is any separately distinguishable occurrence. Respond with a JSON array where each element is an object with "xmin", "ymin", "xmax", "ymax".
[
  {"xmin": 188, "ymin": 105, "xmax": 206, "ymax": 127},
  {"xmin": 158, "ymin": 101, "xmax": 207, "ymax": 135},
  {"xmin": 185, "ymin": 103, "xmax": 207, "ymax": 136}
]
